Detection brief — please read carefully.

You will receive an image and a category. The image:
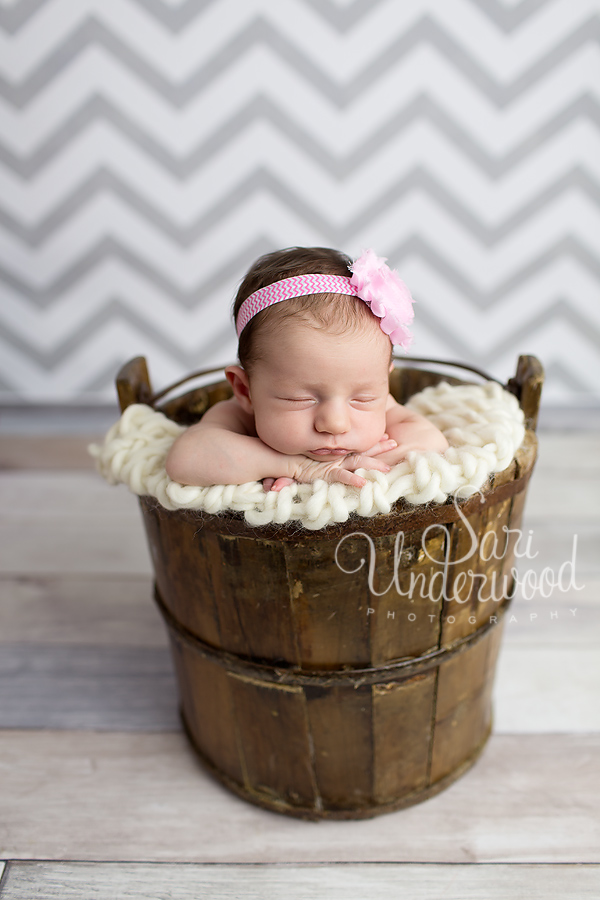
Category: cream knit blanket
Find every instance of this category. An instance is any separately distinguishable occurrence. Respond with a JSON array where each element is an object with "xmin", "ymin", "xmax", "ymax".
[{"xmin": 90, "ymin": 381, "xmax": 525, "ymax": 531}]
